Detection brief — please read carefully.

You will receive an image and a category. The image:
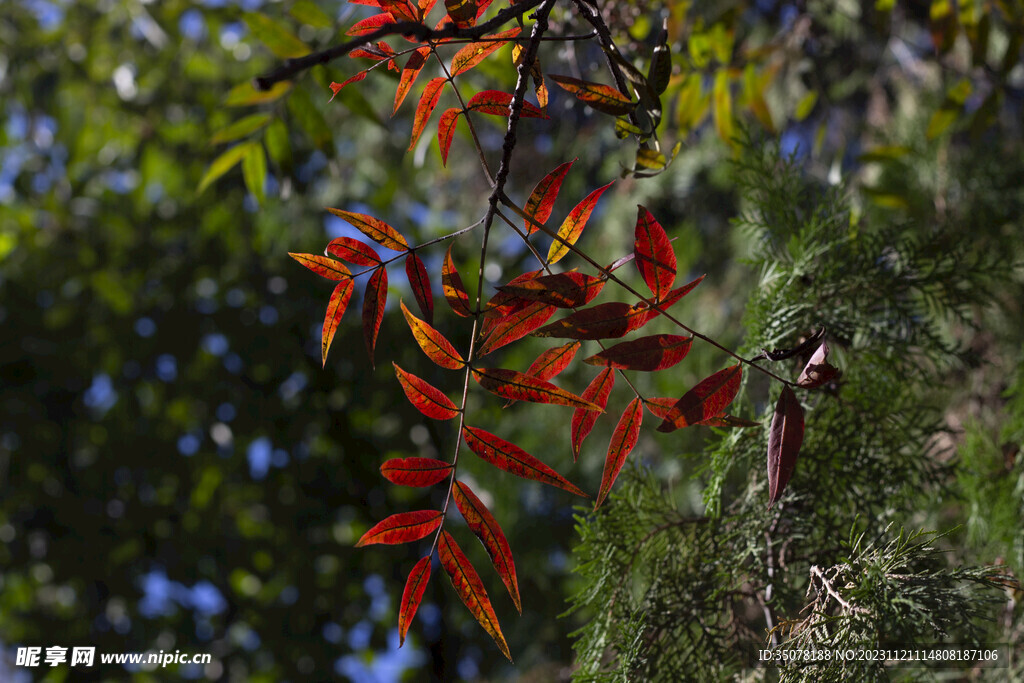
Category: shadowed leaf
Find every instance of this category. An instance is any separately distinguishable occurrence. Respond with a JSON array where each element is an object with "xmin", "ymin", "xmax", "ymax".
[
  {"xmin": 462, "ymin": 426, "xmax": 587, "ymax": 497},
  {"xmin": 478, "ymin": 302, "xmax": 556, "ymax": 356},
  {"xmin": 399, "ymin": 557, "xmax": 431, "ymax": 646},
  {"xmin": 634, "ymin": 206, "xmax": 676, "ymax": 299},
  {"xmin": 533, "ymin": 302, "xmax": 644, "ymax": 340},
  {"xmin": 442, "ymin": 245, "xmax": 472, "ymax": 317},
  {"xmin": 326, "ymin": 209, "xmax": 410, "ymax": 251},
  {"xmin": 572, "ymin": 368, "xmax": 615, "ymax": 461},
  {"xmin": 443, "ymin": 0, "xmax": 477, "ymax": 28},
  {"xmin": 322, "ymin": 279, "xmax": 354, "ymax": 366},
  {"xmin": 595, "ymin": 398, "xmax": 643, "ymax": 509},
  {"xmin": 549, "ymin": 74, "xmax": 635, "ymax": 115},
  {"xmin": 452, "ymin": 481, "xmax": 521, "ymax": 613},
  {"xmin": 393, "ymin": 363, "xmax": 459, "ymax": 420},
  {"xmin": 583, "ymin": 334, "xmax": 692, "ymax": 371},
  {"xmin": 767, "ymin": 386, "xmax": 804, "ymax": 508},
  {"xmin": 645, "ymin": 399, "xmax": 758, "ymax": 427},
  {"xmin": 498, "ymin": 272, "xmax": 605, "ymax": 308},
  {"xmin": 438, "ymin": 531, "xmax": 511, "ymax": 661},
  {"xmin": 656, "ymin": 364, "xmax": 743, "ymax": 432},
  {"xmin": 797, "ymin": 340, "xmax": 839, "ymax": 389},
  {"xmin": 467, "ymin": 90, "xmax": 547, "ymax": 118},
  {"xmin": 401, "ymin": 301, "xmax": 465, "ymax": 369},
  {"xmin": 362, "ymin": 267, "xmax": 387, "ymax": 365},
  {"xmin": 547, "ymin": 181, "xmax": 614, "ymax": 264},
  {"xmin": 381, "ymin": 457, "xmax": 453, "ymax": 486},
  {"xmin": 405, "ymin": 252, "xmax": 434, "ymax": 324},
  {"xmin": 472, "ymin": 368, "xmax": 601, "ymax": 411},
  {"xmin": 355, "ymin": 510, "xmax": 443, "ymax": 546}
]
